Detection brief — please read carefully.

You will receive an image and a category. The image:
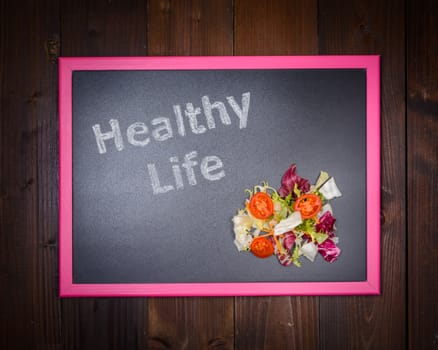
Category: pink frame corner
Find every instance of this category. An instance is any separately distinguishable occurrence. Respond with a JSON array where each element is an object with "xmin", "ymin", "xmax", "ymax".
[{"xmin": 59, "ymin": 55, "xmax": 380, "ymax": 297}]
